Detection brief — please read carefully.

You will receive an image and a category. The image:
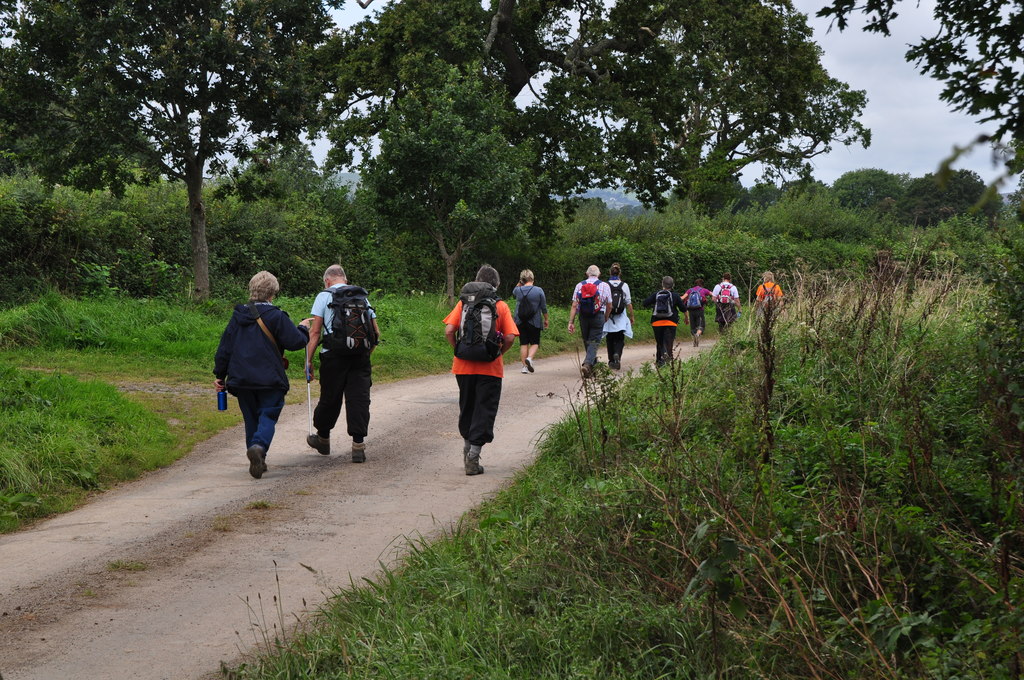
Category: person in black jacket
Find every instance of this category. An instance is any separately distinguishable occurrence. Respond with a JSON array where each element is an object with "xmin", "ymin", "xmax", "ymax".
[
  {"xmin": 642, "ymin": 276, "xmax": 687, "ymax": 367},
  {"xmin": 214, "ymin": 271, "xmax": 312, "ymax": 479}
]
